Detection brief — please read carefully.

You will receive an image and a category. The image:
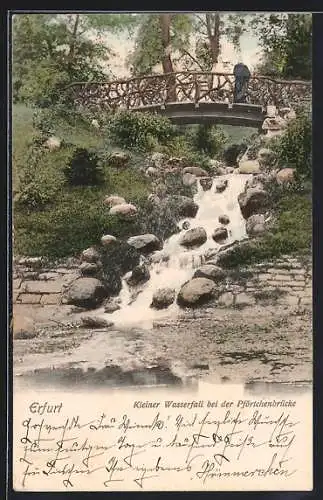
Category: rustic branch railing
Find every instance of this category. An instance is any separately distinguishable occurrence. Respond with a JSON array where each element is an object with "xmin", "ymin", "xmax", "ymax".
[{"xmin": 63, "ymin": 72, "xmax": 311, "ymax": 111}]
